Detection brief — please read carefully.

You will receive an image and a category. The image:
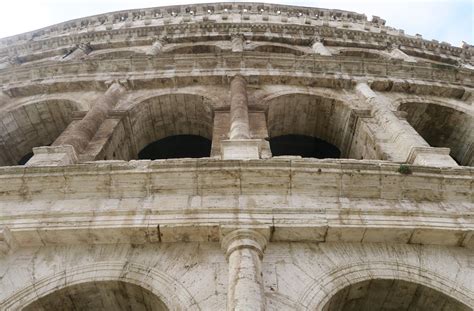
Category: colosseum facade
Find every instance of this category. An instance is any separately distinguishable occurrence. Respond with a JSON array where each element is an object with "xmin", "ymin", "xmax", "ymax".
[{"xmin": 0, "ymin": 2, "xmax": 472, "ymax": 310}]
